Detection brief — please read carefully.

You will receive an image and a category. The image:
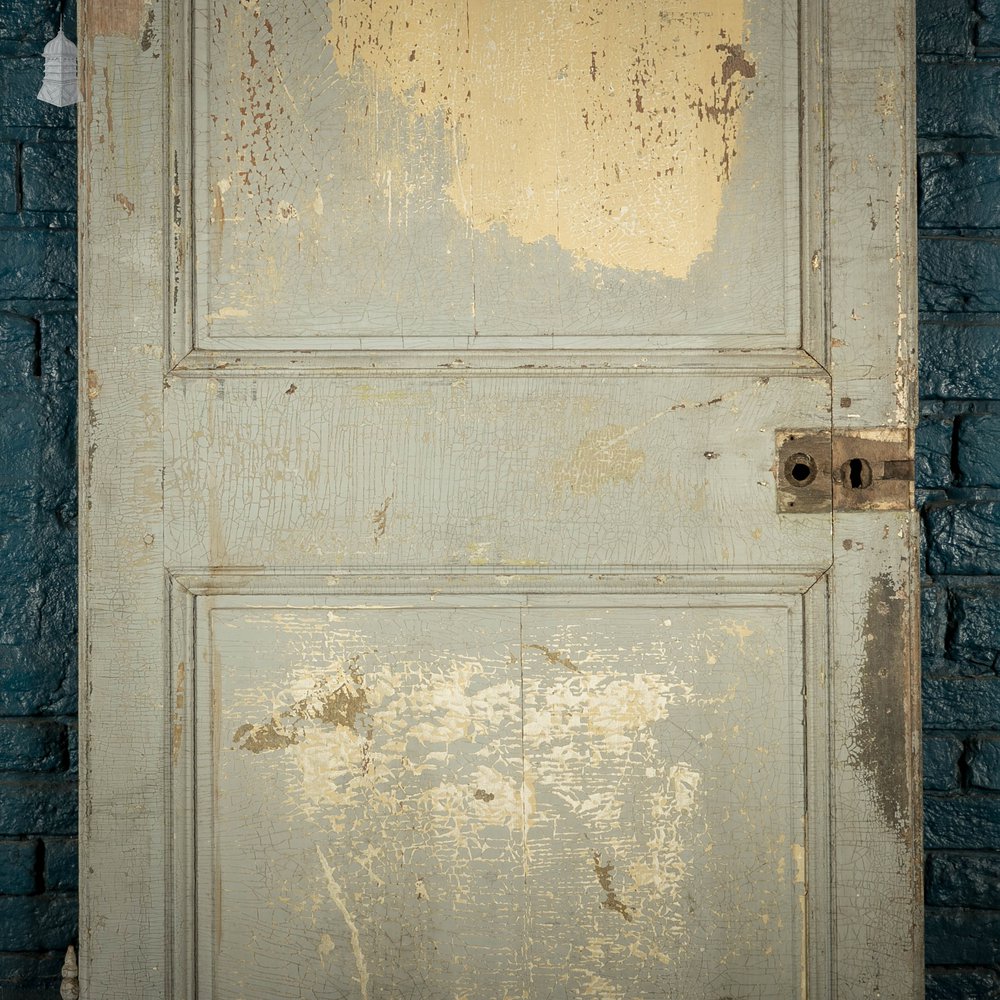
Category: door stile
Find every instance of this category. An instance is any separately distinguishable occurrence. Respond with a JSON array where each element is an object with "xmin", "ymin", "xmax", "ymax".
[
  {"xmin": 79, "ymin": 0, "xmax": 173, "ymax": 993},
  {"xmin": 825, "ymin": 0, "xmax": 921, "ymax": 995}
]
